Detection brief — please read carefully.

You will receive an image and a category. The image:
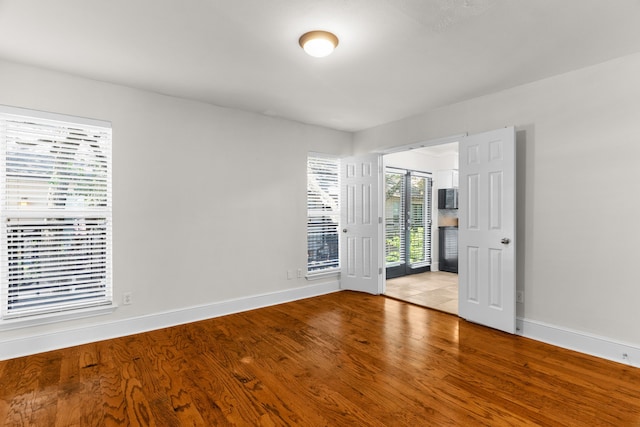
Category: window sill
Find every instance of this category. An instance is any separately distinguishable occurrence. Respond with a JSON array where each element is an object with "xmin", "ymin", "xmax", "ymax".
[
  {"xmin": 306, "ymin": 269, "xmax": 341, "ymax": 281},
  {"xmin": 0, "ymin": 303, "xmax": 116, "ymax": 331}
]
